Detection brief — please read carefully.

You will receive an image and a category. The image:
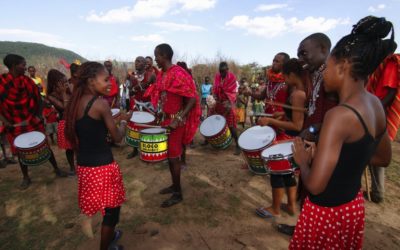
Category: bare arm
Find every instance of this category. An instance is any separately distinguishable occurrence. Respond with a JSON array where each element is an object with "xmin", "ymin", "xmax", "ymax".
[
  {"xmin": 169, "ymin": 96, "xmax": 196, "ymax": 129},
  {"xmin": 369, "ymin": 131, "xmax": 392, "ymax": 167},
  {"xmin": 94, "ymin": 99, "xmax": 127, "ymax": 143},
  {"xmin": 293, "ymin": 107, "xmax": 349, "ymax": 195},
  {"xmin": 266, "ymin": 91, "xmax": 306, "ymax": 131}
]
